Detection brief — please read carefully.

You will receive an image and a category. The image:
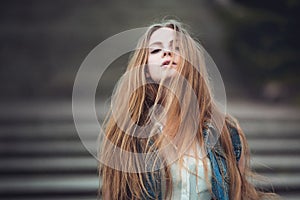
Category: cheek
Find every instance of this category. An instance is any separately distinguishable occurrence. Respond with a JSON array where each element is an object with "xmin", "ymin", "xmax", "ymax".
[
  {"xmin": 148, "ymin": 54, "xmax": 160, "ymax": 65},
  {"xmin": 174, "ymin": 53, "xmax": 181, "ymax": 62},
  {"xmin": 147, "ymin": 55, "xmax": 154, "ymax": 64}
]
